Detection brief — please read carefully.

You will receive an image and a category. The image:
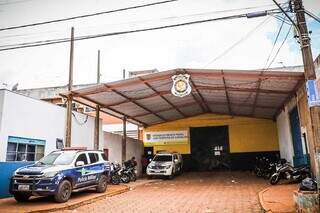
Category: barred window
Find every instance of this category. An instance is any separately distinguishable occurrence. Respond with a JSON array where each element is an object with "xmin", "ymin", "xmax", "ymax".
[{"xmin": 6, "ymin": 136, "xmax": 45, "ymax": 162}]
